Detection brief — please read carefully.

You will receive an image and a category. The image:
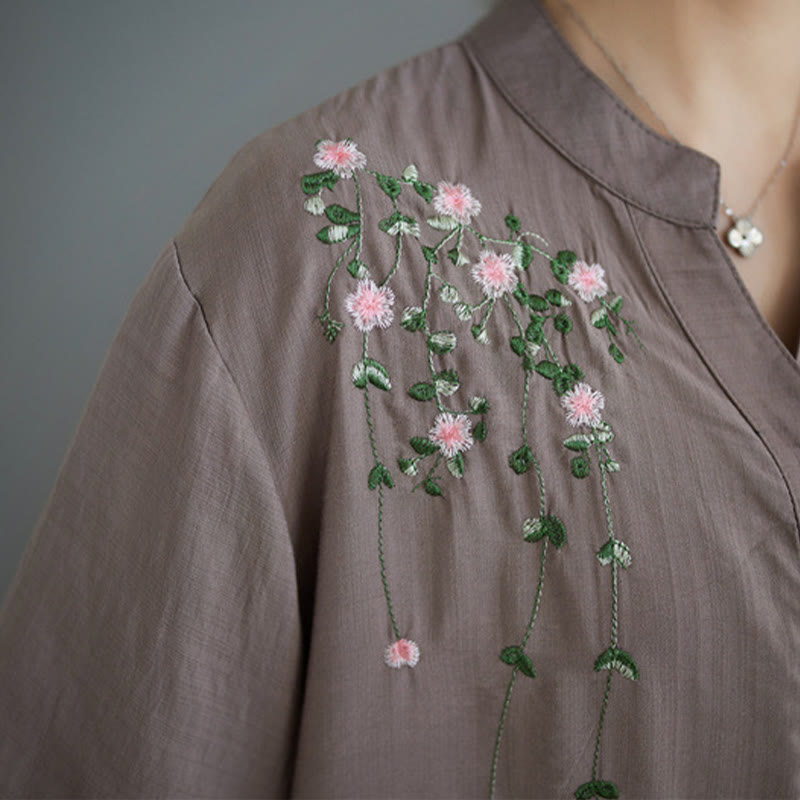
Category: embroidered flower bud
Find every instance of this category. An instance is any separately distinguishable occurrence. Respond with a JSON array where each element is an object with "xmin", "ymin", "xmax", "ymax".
[
  {"xmin": 344, "ymin": 279, "xmax": 395, "ymax": 332},
  {"xmin": 303, "ymin": 195, "xmax": 325, "ymax": 215},
  {"xmin": 567, "ymin": 260, "xmax": 608, "ymax": 302},
  {"xmin": 432, "ymin": 180, "xmax": 482, "ymax": 224},
  {"xmin": 313, "ymin": 137, "xmax": 367, "ymax": 178},
  {"xmin": 384, "ymin": 638, "xmax": 420, "ymax": 668}
]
